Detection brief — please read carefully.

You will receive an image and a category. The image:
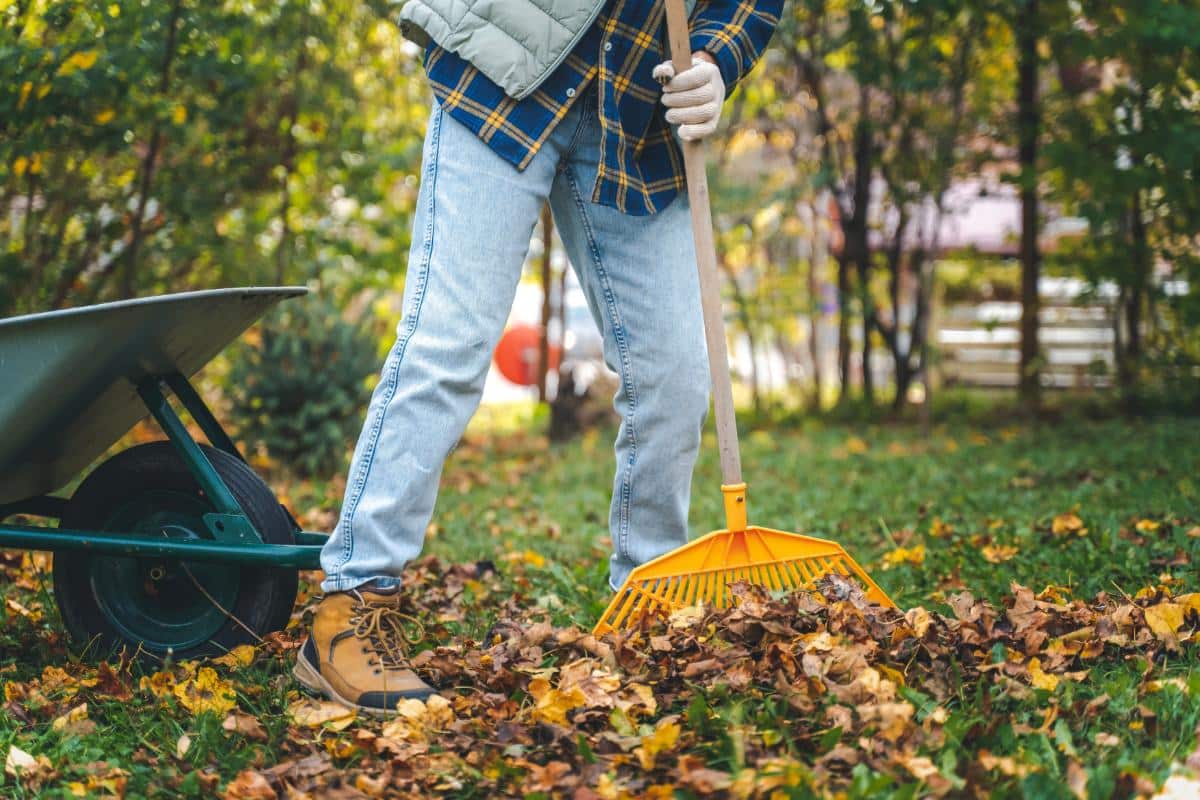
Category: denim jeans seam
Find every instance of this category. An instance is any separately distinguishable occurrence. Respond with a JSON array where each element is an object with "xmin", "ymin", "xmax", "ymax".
[
  {"xmin": 558, "ymin": 97, "xmax": 594, "ymax": 169},
  {"xmin": 563, "ymin": 164, "xmax": 640, "ymax": 563},
  {"xmin": 327, "ymin": 106, "xmax": 444, "ymax": 581}
]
